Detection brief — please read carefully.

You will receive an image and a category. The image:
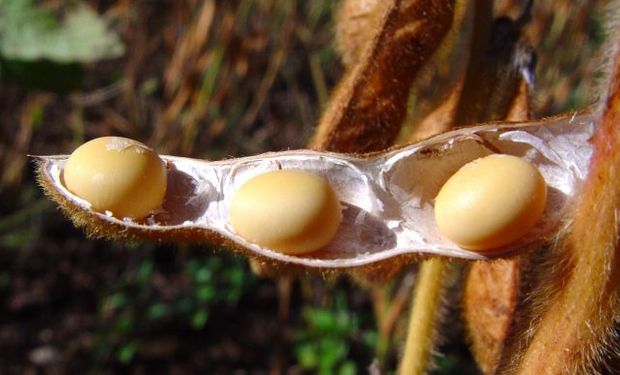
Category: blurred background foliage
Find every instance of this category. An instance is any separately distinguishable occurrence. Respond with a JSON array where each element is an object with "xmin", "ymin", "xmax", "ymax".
[{"xmin": 0, "ymin": 0, "xmax": 607, "ymax": 373}]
